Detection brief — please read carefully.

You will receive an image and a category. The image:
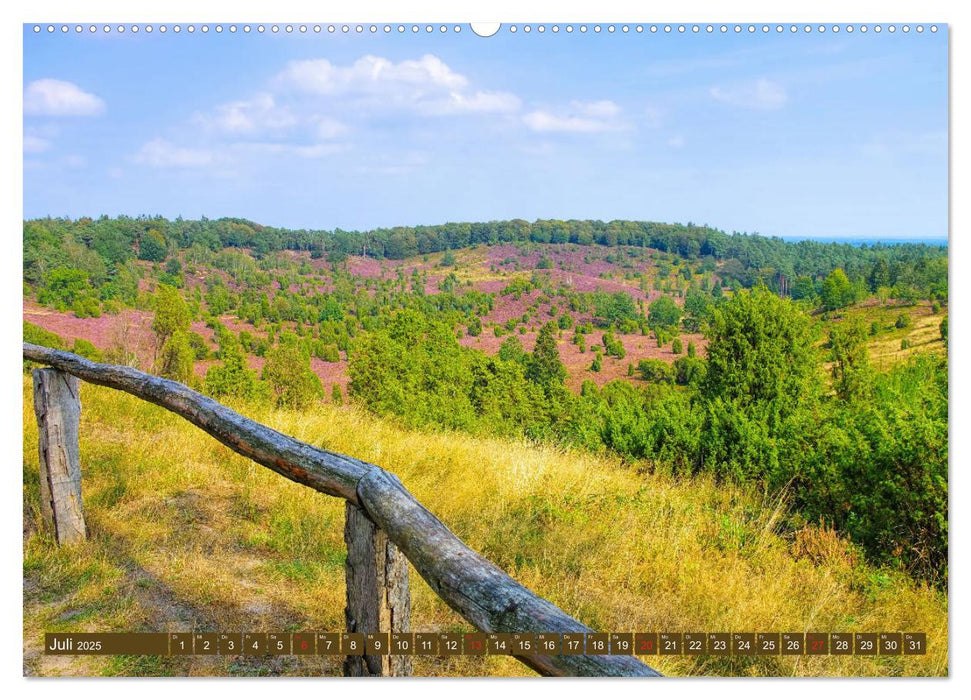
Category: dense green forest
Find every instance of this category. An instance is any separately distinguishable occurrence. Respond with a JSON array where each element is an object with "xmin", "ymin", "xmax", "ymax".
[
  {"xmin": 23, "ymin": 216, "xmax": 948, "ymax": 584},
  {"xmin": 25, "ymin": 215, "xmax": 947, "ymax": 298}
]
